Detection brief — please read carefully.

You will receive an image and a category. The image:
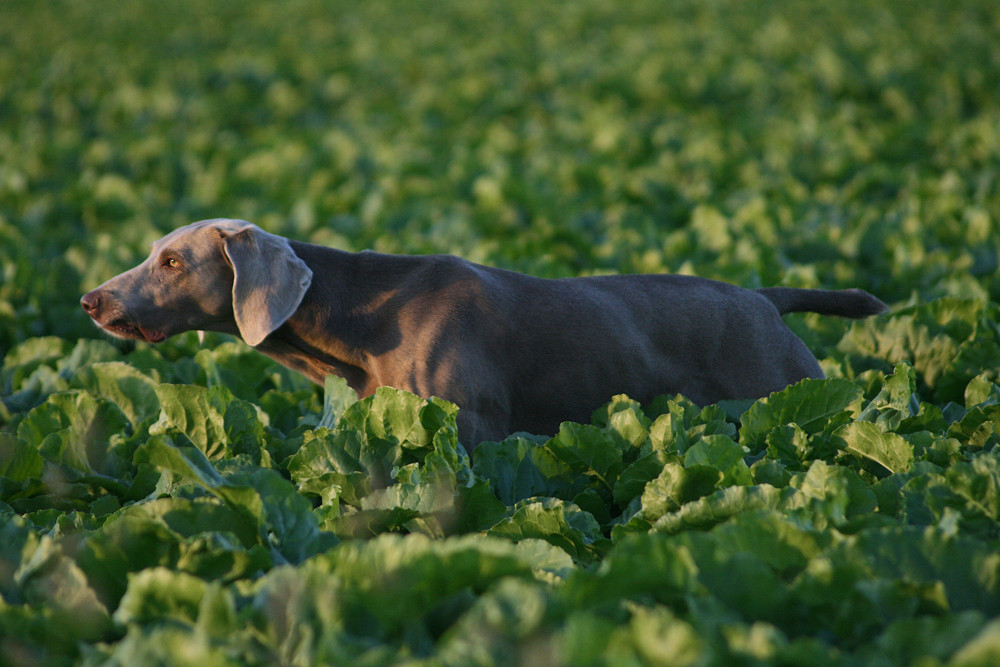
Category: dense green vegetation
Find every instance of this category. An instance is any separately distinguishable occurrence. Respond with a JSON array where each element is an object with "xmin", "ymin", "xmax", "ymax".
[{"xmin": 2, "ymin": 0, "xmax": 999, "ymax": 664}]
